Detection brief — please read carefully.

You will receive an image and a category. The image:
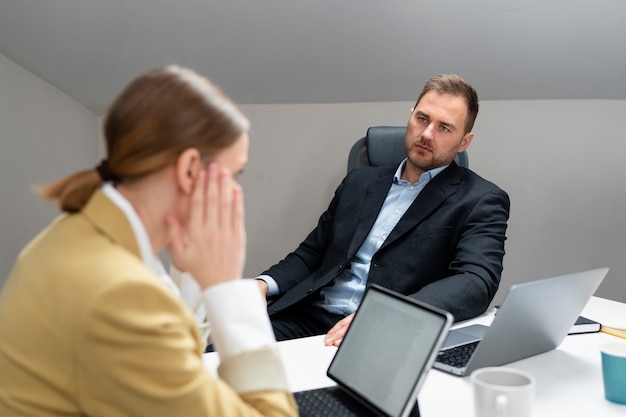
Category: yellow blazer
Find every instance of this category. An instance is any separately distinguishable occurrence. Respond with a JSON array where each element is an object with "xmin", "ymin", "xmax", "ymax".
[{"xmin": 0, "ymin": 190, "xmax": 296, "ymax": 417}]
